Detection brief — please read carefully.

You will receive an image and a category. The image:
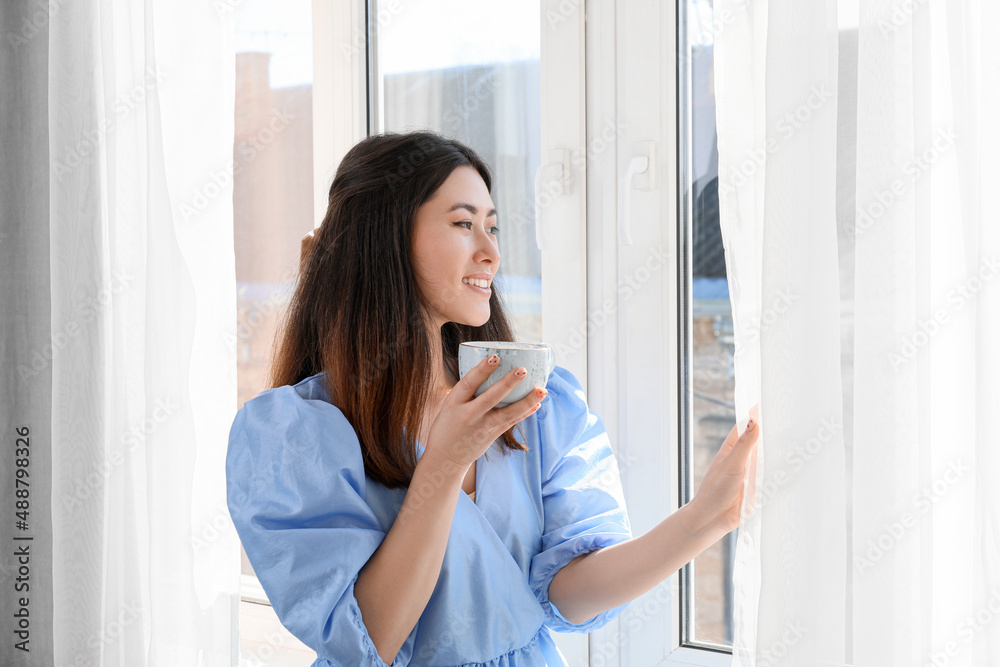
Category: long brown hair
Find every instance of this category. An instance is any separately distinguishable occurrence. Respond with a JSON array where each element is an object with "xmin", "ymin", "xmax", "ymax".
[{"xmin": 268, "ymin": 131, "xmax": 528, "ymax": 489}]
